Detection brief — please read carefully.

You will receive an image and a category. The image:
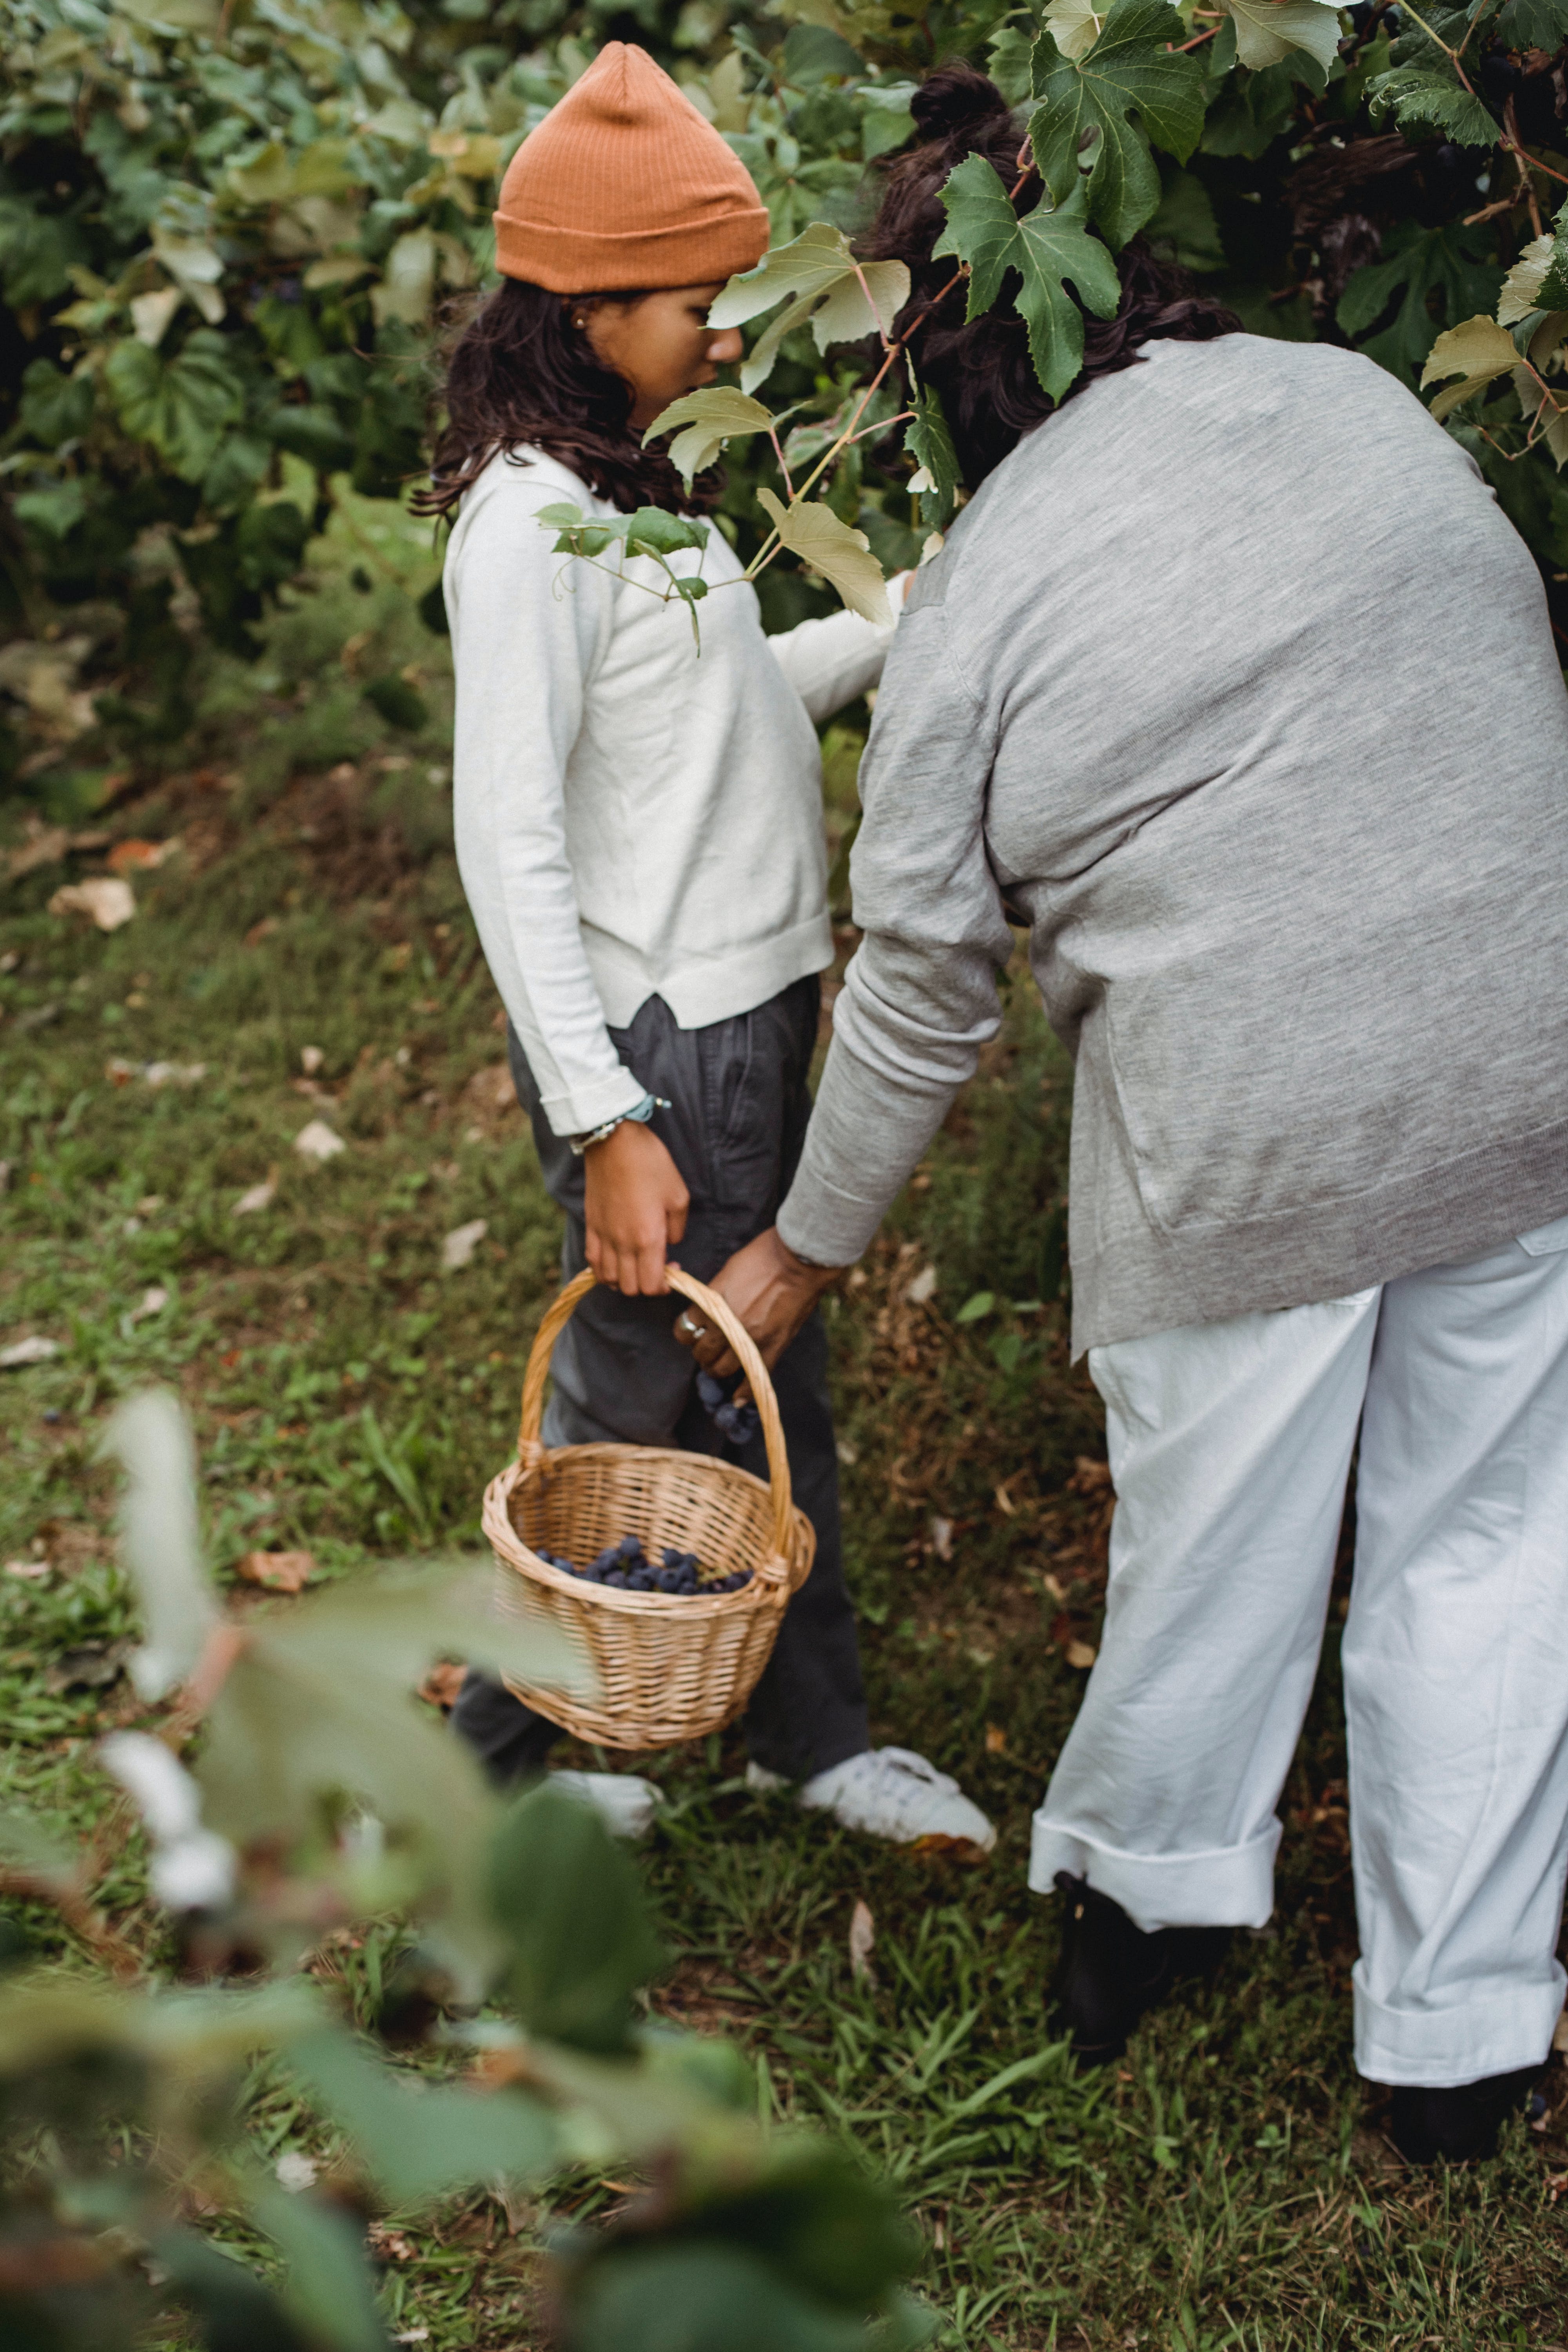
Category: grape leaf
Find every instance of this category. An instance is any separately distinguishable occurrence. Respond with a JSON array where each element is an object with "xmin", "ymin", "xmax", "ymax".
[
  {"xmin": 1535, "ymin": 198, "xmax": 1568, "ymax": 312},
  {"xmin": 1028, "ymin": 0, "xmax": 1207, "ymax": 248},
  {"xmin": 1337, "ymin": 221, "xmax": 1503, "ymax": 382},
  {"xmin": 1220, "ymin": 0, "xmax": 1344, "ymax": 72},
  {"xmin": 1045, "ymin": 0, "xmax": 1112, "ymax": 60},
  {"xmin": 1496, "ymin": 0, "xmax": 1568, "ymax": 42},
  {"xmin": 1420, "ymin": 312, "xmax": 1519, "ymax": 417},
  {"xmin": 935, "ymin": 156, "xmax": 1122, "ymax": 403},
  {"xmin": 1367, "ymin": 66, "xmax": 1499, "ymax": 149},
  {"xmin": 537, "ymin": 501, "xmax": 710, "ymax": 561},
  {"xmin": 903, "ymin": 377, "xmax": 962, "ymax": 532},
  {"xmin": 643, "ymin": 387, "xmax": 775, "ymax": 487},
  {"xmin": 756, "ymin": 487, "xmax": 893, "ymax": 624},
  {"xmin": 1498, "ymin": 228, "xmax": 1555, "ymax": 323},
  {"xmin": 710, "ymin": 222, "xmax": 910, "ymax": 393},
  {"xmin": 1514, "ymin": 365, "xmax": 1568, "ymax": 467},
  {"xmin": 104, "ymin": 330, "xmax": 243, "ymax": 484}
]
